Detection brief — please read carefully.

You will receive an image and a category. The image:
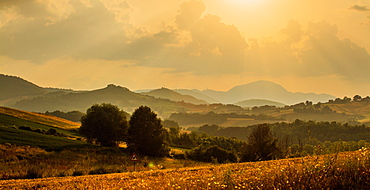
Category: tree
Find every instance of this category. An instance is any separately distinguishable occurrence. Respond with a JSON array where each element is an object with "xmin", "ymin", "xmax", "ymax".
[
  {"xmin": 353, "ymin": 95, "xmax": 362, "ymax": 102},
  {"xmin": 127, "ymin": 106, "xmax": 169, "ymax": 157},
  {"xmin": 241, "ymin": 124, "xmax": 280, "ymax": 161},
  {"xmin": 162, "ymin": 119, "xmax": 179, "ymax": 129},
  {"xmin": 79, "ymin": 103, "xmax": 128, "ymax": 147}
]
